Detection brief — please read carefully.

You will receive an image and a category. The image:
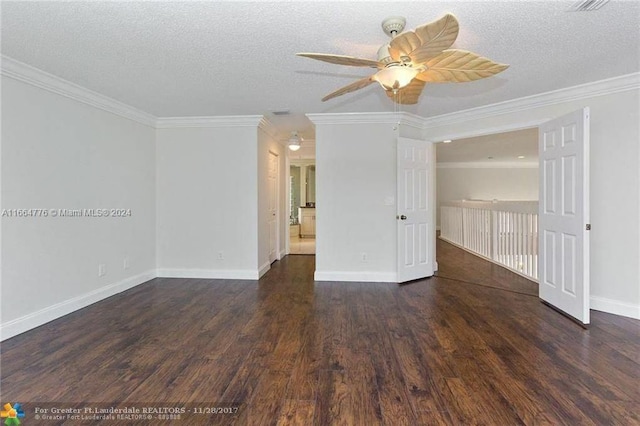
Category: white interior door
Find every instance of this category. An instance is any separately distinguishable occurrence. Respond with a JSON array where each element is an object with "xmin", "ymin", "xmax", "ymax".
[
  {"xmin": 268, "ymin": 151, "xmax": 278, "ymax": 262},
  {"xmin": 539, "ymin": 107, "xmax": 590, "ymax": 324},
  {"xmin": 397, "ymin": 137, "xmax": 434, "ymax": 283}
]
